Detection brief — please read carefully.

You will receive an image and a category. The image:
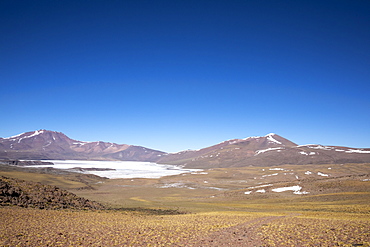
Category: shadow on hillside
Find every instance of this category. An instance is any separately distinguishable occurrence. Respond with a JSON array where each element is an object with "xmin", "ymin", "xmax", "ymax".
[{"xmin": 108, "ymin": 207, "xmax": 187, "ymax": 215}]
